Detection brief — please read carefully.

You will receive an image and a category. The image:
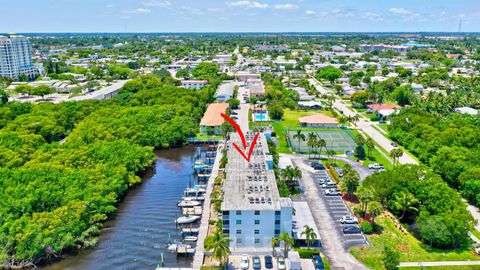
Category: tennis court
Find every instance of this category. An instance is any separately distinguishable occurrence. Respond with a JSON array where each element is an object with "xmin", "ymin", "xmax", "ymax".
[{"xmin": 286, "ymin": 128, "xmax": 357, "ymax": 153}]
